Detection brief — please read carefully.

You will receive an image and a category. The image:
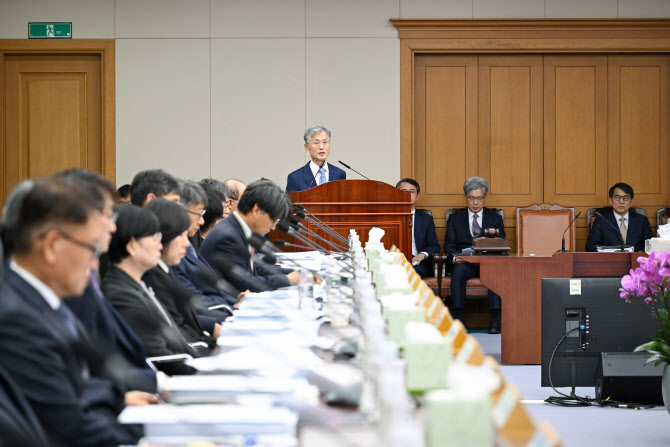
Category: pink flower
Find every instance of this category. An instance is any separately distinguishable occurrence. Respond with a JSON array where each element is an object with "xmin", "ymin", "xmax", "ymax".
[
  {"xmin": 644, "ymin": 297, "xmax": 654, "ymax": 306},
  {"xmin": 619, "ymin": 288, "xmax": 631, "ymax": 301}
]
